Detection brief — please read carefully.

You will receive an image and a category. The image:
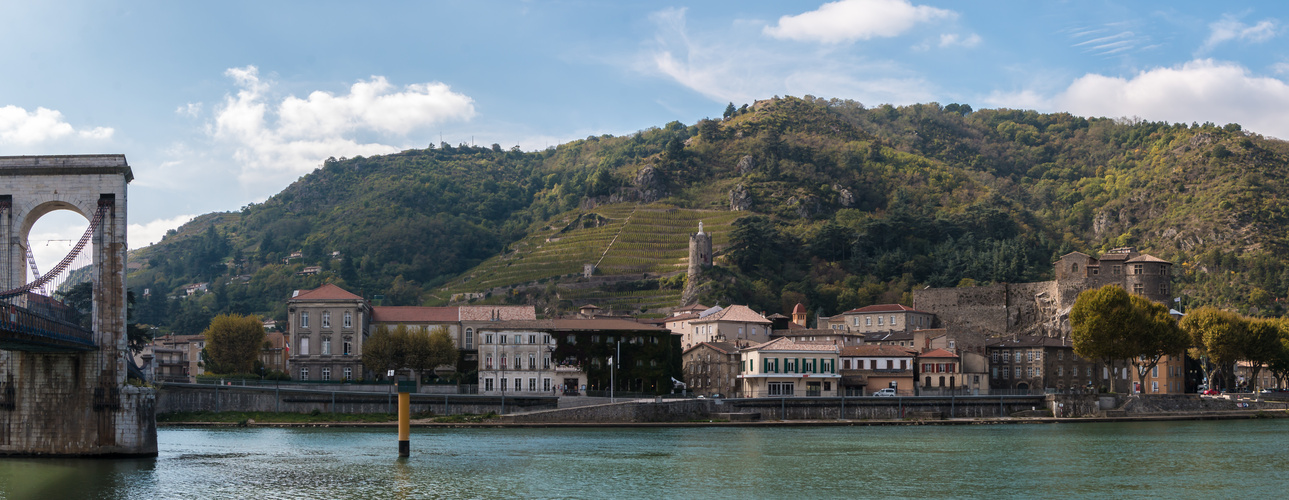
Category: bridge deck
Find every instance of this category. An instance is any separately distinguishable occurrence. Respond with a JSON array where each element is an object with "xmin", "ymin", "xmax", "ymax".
[{"xmin": 0, "ymin": 303, "xmax": 96, "ymax": 352}]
